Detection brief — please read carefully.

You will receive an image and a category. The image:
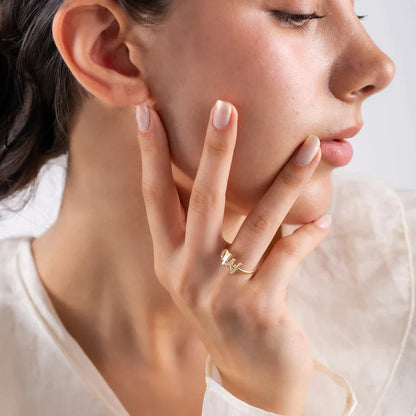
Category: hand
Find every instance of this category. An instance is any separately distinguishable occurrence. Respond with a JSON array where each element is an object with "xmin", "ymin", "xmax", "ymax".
[{"xmin": 136, "ymin": 100, "xmax": 331, "ymax": 416}]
